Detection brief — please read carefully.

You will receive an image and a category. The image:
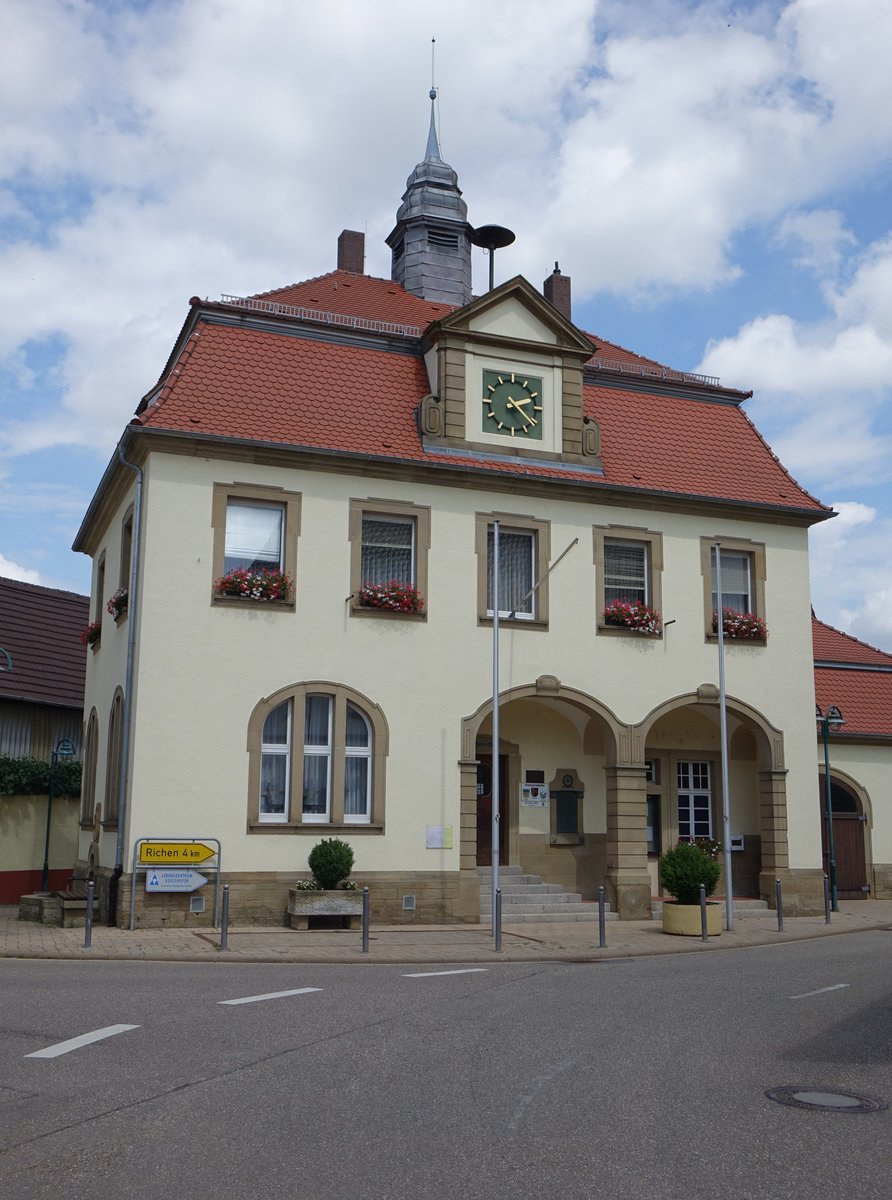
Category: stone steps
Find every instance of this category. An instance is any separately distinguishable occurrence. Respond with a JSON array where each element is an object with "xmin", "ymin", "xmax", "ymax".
[{"xmin": 477, "ymin": 866, "xmax": 615, "ymax": 923}]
